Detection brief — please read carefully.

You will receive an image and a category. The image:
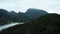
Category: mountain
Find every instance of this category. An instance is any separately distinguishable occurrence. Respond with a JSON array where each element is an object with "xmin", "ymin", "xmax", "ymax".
[
  {"xmin": 0, "ymin": 9, "xmax": 11, "ymax": 25},
  {"xmin": 9, "ymin": 8, "xmax": 48, "ymax": 22},
  {"xmin": 9, "ymin": 11, "xmax": 18, "ymax": 22},
  {"xmin": 25, "ymin": 8, "xmax": 48, "ymax": 19},
  {"xmin": 16, "ymin": 12, "xmax": 30, "ymax": 22},
  {"xmin": 0, "ymin": 9, "xmax": 11, "ymax": 18},
  {"xmin": 10, "ymin": 11, "xmax": 17, "ymax": 15},
  {"xmin": 0, "ymin": 8, "xmax": 48, "ymax": 25},
  {"xmin": 0, "ymin": 13, "xmax": 60, "ymax": 34}
]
